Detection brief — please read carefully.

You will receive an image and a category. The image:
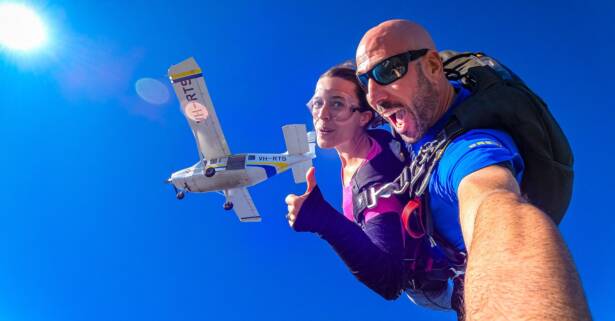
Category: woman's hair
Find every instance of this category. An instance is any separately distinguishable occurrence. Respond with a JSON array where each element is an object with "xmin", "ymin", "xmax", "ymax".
[{"xmin": 319, "ymin": 61, "xmax": 372, "ymax": 114}]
